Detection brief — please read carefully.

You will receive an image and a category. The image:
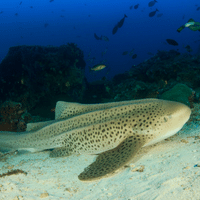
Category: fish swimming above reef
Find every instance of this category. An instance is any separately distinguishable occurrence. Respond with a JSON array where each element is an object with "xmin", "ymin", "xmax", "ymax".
[
  {"xmin": 112, "ymin": 14, "xmax": 127, "ymax": 34},
  {"xmin": 149, "ymin": 9, "xmax": 159, "ymax": 17},
  {"xmin": 185, "ymin": 45, "xmax": 193, "ymax": 52},
  {"xmin": 166, "ymin": 39, "xmax": 179, "ymax": 46},
  {"xmin": 148, "ymin": 0, "xmax": 157, "ymax": 7},
  {"xmin": 90, "ymin": 64, "xmax": 106, "ymax": 71},
  {"xmin": 132, "ymin": 54, "xmax": 137, "ymax": 59},
  {"xmin": 0, "ymin": 99, "xmax": 191, "ymax": 181},
  {"xmin": 112, "ymin": 24, "xmax": 118, "ymax": 35},
  {"xmin": 177, "ymin": 18, "xmax": 200, "ymax": 32},
  {"xmin": 134, "ymin": 4, "xmax": 139, "ymax": 9},
  {"xmin": 118, "ymin": 14, "xmax": 127, "ymax": 28}
]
